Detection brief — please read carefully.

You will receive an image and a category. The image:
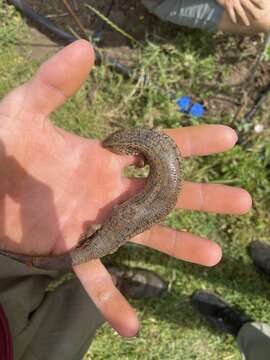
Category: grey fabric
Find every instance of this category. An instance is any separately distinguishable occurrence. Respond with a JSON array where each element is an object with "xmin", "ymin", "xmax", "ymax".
[
  {"xmin": 142, "ymin": 0, "xmax": 224, "ymax": 31},
  {"xmin": 237, "ymin": 322, "xmax": 270, "ymax": 360},
  {"xmin": 0, "ymin": 255, "xmax": 103, "ymax": 360}
]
